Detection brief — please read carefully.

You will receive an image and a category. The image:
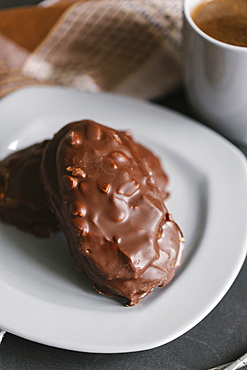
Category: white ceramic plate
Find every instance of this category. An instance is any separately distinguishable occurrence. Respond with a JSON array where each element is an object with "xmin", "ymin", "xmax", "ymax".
[{"xmin": 0, "ymin": 86, "xmax": 247, "ymax": 353}]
